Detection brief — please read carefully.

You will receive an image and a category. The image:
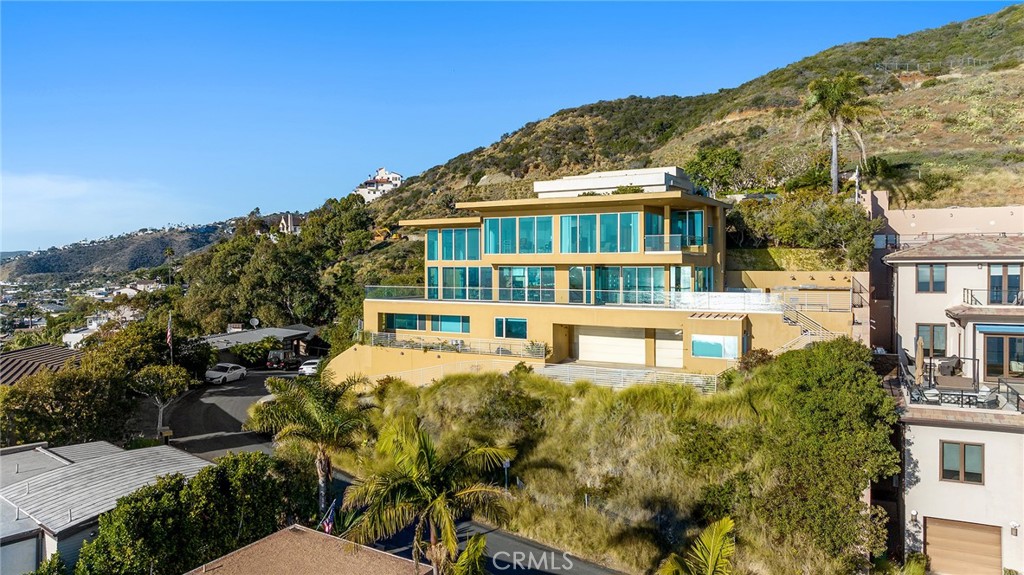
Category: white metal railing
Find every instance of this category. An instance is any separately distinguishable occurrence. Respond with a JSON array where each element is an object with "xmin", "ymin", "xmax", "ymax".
[
  {"xmin": 364, "ymin": 286, "xmax": 853, "ymax": 314},
  {"xmin": 379, "ymin": 359, "xmax": 719, "ymax": 393},
  {"xmin": 964, "ymin": 289, "xmax": 1024, "ymax": 307},
  {"xmin": 368, "ymin": 332, "xmax": 547, "ymax": 359}
]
